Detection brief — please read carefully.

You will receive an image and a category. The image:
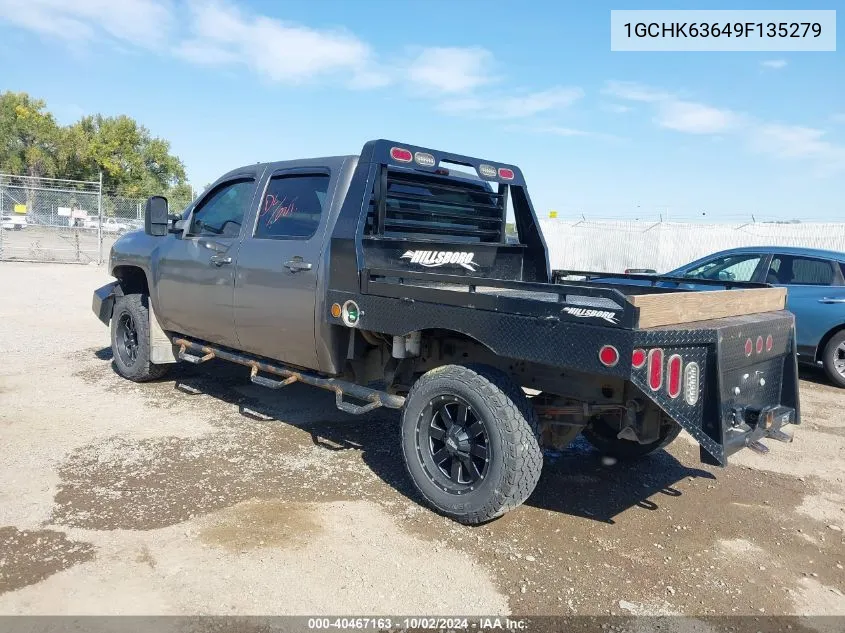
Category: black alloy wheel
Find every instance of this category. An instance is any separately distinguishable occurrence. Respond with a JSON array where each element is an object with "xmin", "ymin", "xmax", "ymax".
[
  {"xmin": 416, "ymin": 395, "xmax": 490, "ymax": 494},
  {"xmin": 116, "ymin": 313, "xmax": 139, "ymax": 367}
]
